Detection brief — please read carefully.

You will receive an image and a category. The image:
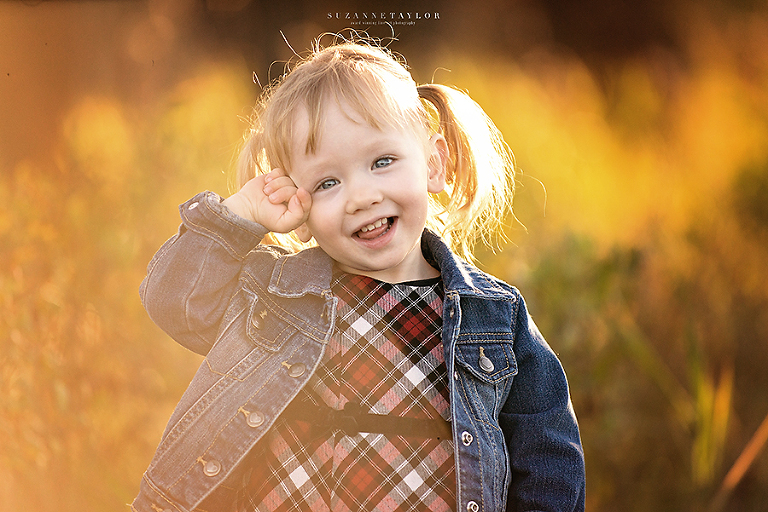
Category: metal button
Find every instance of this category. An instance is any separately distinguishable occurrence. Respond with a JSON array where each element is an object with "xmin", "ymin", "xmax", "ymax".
[
  {"xmin": 283, "ymin": 362, "xmax": 306, "ymax": 378},
  {"xmin": 454, "ymin": 371, "xmax": 459, "ymax": 380},
  {"xmin": 467, "ymin": 500, "xmax": 479, "ymax": 512},
  {"xmin": 203, "ymin": 459, "xmax": 221, "ymax": 477},
  {"xmin": 251, "ymin": 309, "xmax": 267, "ymax": 329},
  {"xmin": 188, "ymin": 202, "xmax": 199, "ymax": 210},
  {"xmin": 478, "ymin": 347, "xmax": 494, "ymax": 373},
  {"xmin": 461, "ymin": 431, "xmax": 474, "ymax": 446},
  {"xmin": 288, "ymin": 363, "xmax": 306, "ymax": 377},
  {"xmin": 449, "ymin": 308, "xmax": 454, "ymax": 318},
  {"xmin": 246, "ymin": 410, "xmax": 265, "ymax": 427}
]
